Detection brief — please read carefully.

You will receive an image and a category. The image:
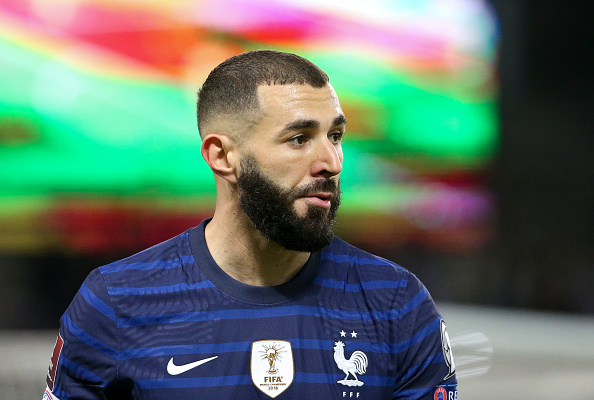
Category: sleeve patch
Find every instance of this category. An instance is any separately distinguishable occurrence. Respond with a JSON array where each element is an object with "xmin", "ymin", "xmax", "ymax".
[
  {"xmin": 46, "ymin": 334, "xmax": 64, "ymax": 391},
  {"xmin": 440, "ymin": 319, "xmax": 455, "ymax": 379},
  {"xmin": 43, "ymin": 386, "xmax": 61, "ymax": 400},
  {"xmin": 434, "ymin": 386, "xmax": 457, "ymax": 400}
]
